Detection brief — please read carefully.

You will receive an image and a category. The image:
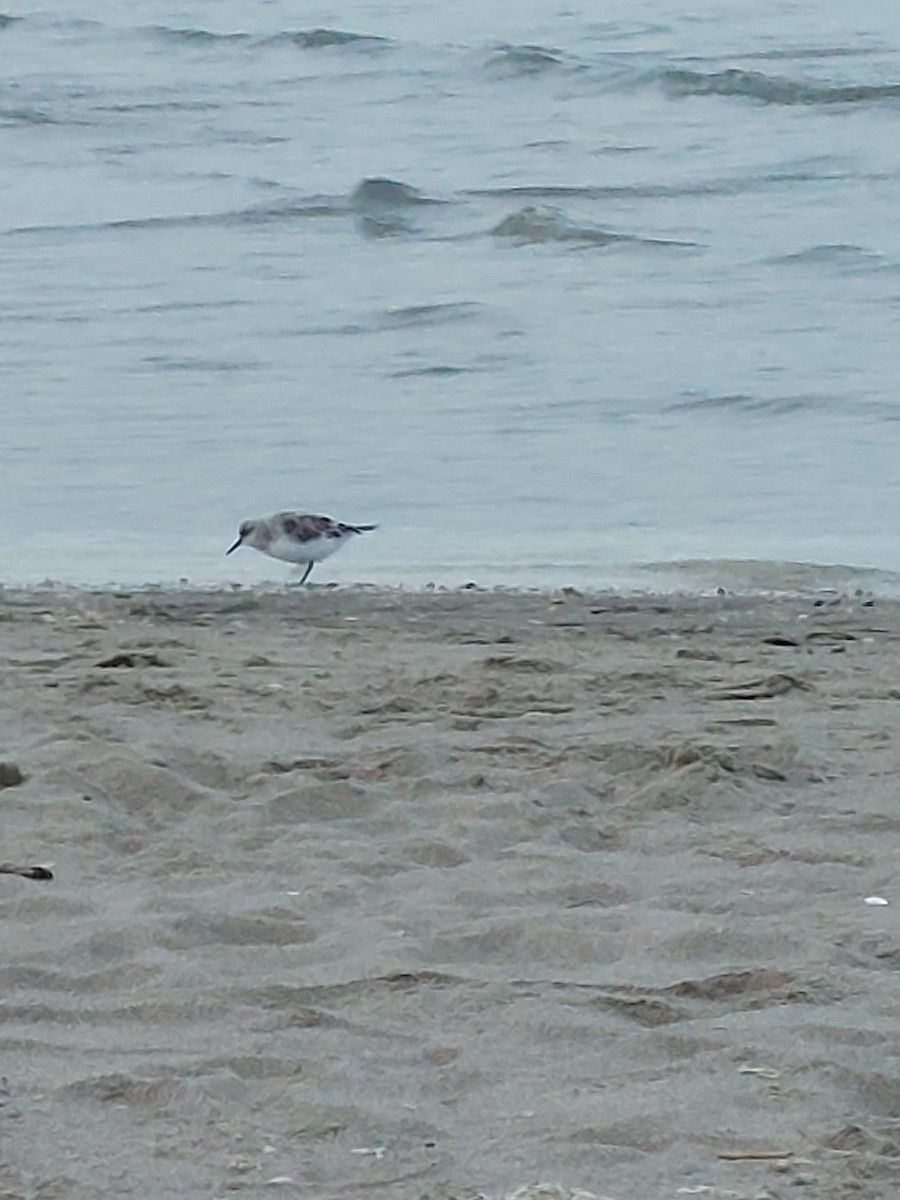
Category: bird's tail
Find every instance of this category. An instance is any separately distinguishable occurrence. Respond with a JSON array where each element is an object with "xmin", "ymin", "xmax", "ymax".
[{"xmin": 349, "ymin": 523, "xmax": 378, "ymax": 533}]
